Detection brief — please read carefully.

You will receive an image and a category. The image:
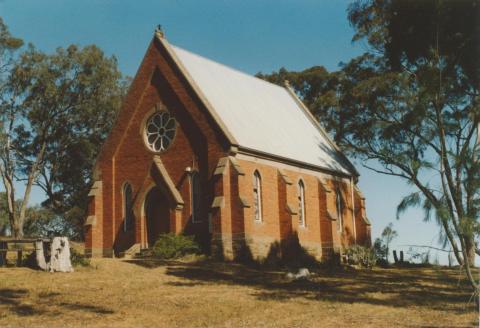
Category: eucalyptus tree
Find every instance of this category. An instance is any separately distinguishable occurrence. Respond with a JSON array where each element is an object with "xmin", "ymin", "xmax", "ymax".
[
  {"xmin": 0, "ymin": 18, "xmax": 24, "ymax": 237},
  {"xmin": 0, "ymin": 19, "xmax": 126, "ymax": 237},
  {"xmin": 259, "ymin": 0, "xmax": 480, "ymax": 291},
  {"xmin": 336, "ymin": 0, "xmax": 480, "ymax": 290}
]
